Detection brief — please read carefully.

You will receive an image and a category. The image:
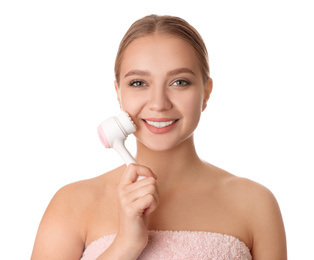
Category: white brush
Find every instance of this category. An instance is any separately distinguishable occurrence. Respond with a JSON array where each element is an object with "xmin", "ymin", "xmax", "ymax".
[{"xmin": 97, "ymin": 112, "xmax": 144, "ymax": 180}]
